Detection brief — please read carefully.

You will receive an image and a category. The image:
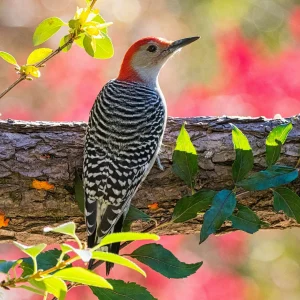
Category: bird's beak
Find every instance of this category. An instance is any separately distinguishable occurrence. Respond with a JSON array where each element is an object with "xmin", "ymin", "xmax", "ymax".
[{"xmin": 167, "ymin": 36, "xmax": 200, "ymax": 52}]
